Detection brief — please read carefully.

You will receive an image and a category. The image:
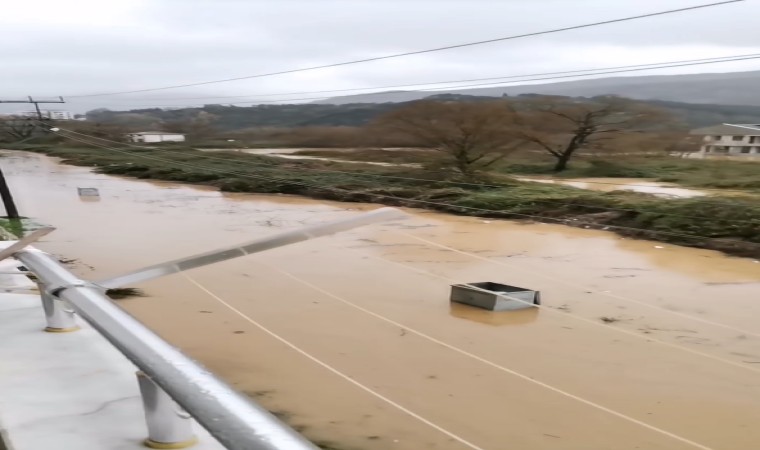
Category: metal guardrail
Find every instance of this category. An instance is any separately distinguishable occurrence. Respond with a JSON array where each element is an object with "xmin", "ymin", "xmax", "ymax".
[{"xmin": 8, "ymin": 208, "xmax": 405, "ymax": 450}]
